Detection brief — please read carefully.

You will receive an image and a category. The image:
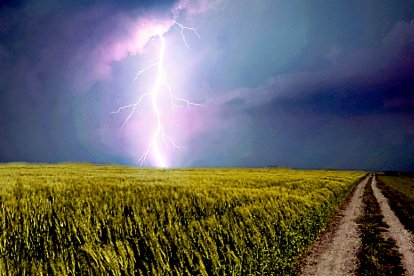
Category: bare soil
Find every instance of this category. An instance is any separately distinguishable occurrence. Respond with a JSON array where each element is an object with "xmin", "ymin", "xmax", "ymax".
[
  {"xmin": 372, "ymin": 176, "xmax": 414, "ymax": 276},
  {"xmin": 299, "ymin": 175, "xmax": 369, "ymax": 276}
]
